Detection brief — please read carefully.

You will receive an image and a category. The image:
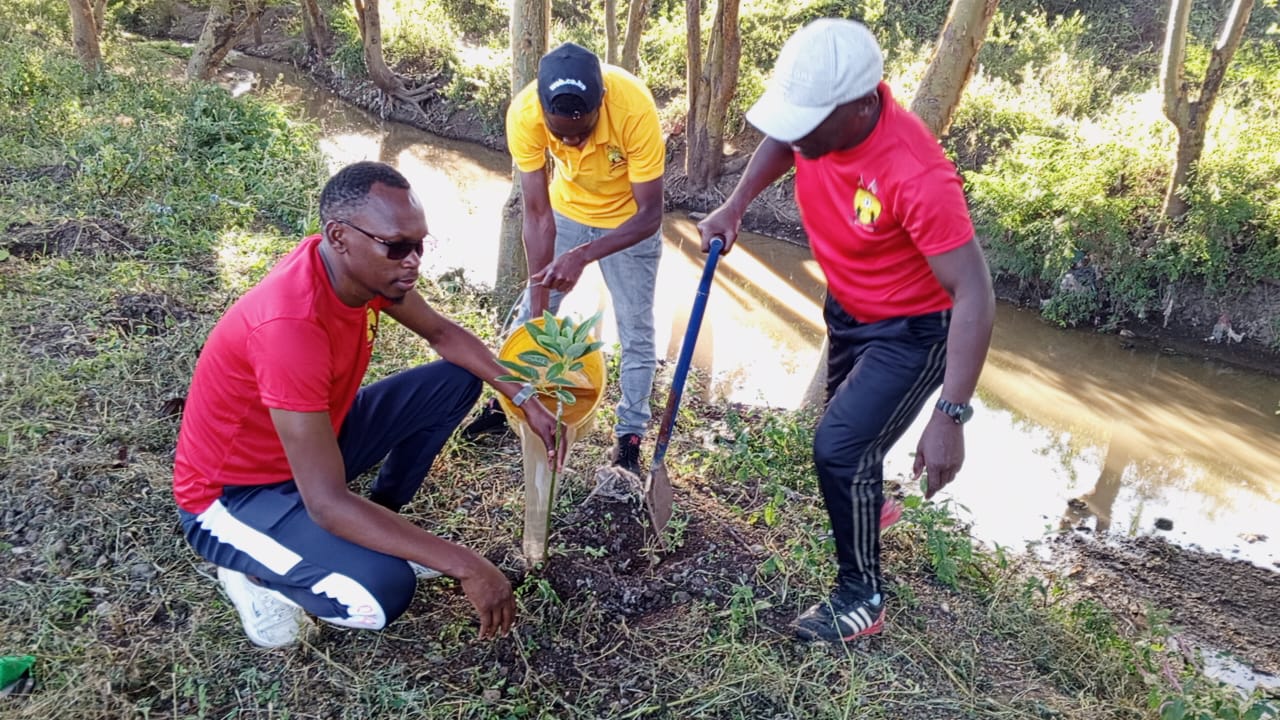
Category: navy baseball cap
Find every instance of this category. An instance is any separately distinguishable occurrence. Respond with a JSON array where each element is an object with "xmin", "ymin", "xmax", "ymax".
[{"xmin": 538, "ymin": 42, "xmax": 604, "ymax": 116}]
